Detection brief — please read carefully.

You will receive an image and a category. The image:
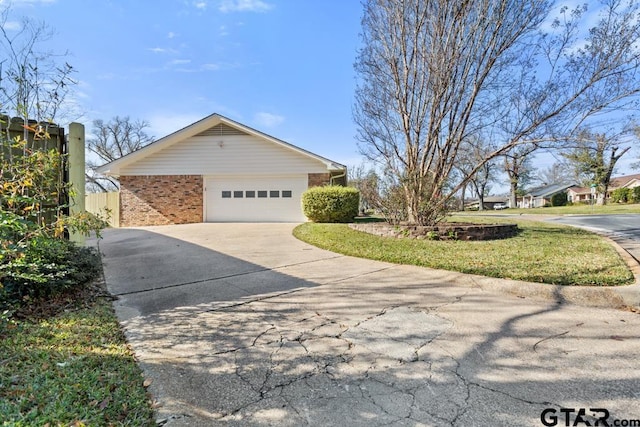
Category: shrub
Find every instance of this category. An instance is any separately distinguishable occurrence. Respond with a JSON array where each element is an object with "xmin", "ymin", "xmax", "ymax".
[
  {"xmin": 550, "ymin": 192, "xmax": 568, "ymax": 207},
  {"xmin": 302, "ymin": 186, "xmax": 360, "ymax": 223},
  {"xmin": 611, "ymin": 188, "xmax": 630, "ymax": 203},
  {"xmin": 0, "ymin": 237, "xmax": 101, "ymax": 304},
  {"xmin": 1, "ymin": 129, "xmax": 107, "ymax": 310},
  {"xmin": 632, "ymin": 187, "xmax": 640, "ymax": 203}
]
